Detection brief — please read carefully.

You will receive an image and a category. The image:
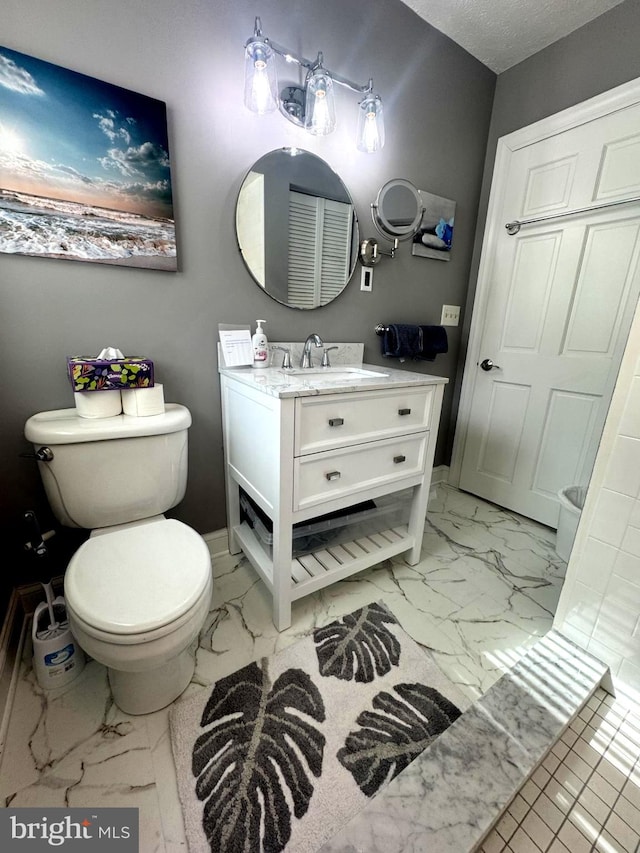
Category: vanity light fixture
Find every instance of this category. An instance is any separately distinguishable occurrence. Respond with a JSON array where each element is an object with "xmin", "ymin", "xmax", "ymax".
[
  {"xmin": 304, "ymin": 58, "xmax": 336, "ymax": 136},
  {"xmin": 243, "ymin": 23, "xmax": 279, "ymax": 114},
  {"xmin": 244, "ymin": 17, "xmax": 385, "ymax": 151},
  {"xmin": 357, "ymin": 94, "xmax": 385, "ymax": 153}
]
